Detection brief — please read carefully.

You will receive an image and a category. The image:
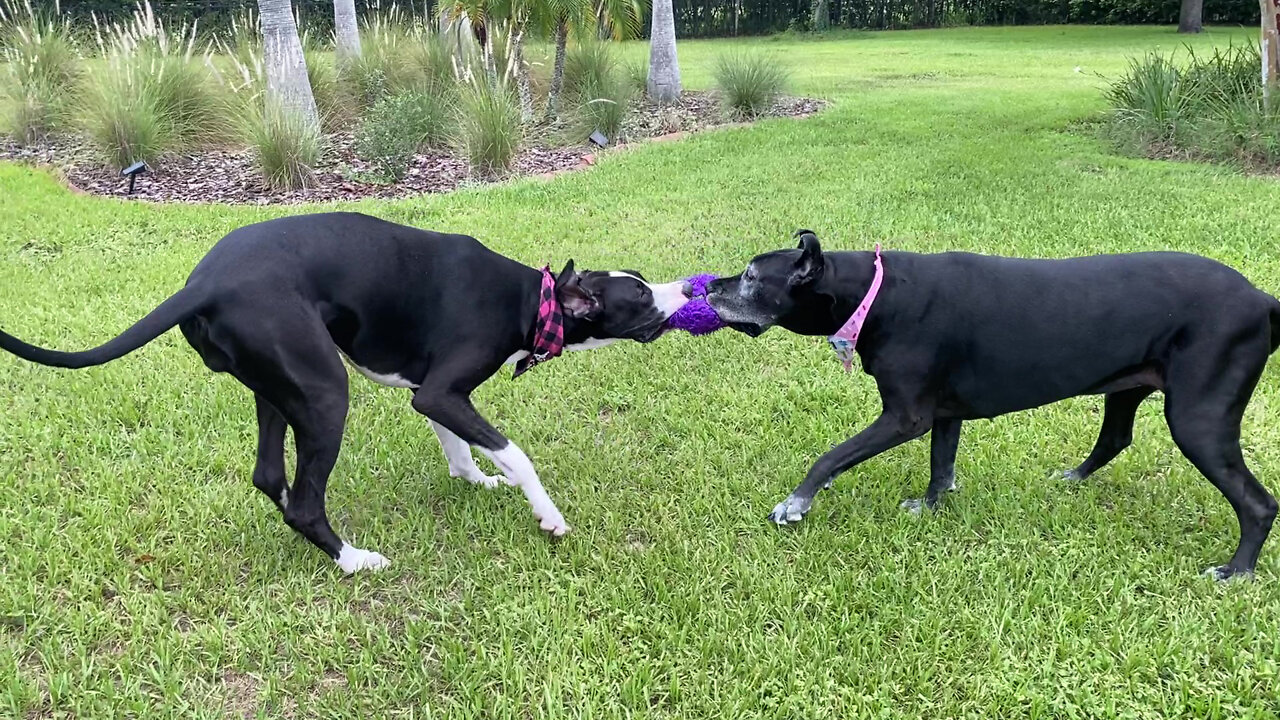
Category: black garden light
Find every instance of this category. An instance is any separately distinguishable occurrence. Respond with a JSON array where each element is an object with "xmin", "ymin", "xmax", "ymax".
[
  {"xmin": 121, "ymin": 161, "xmax": 148, "ymax": 195},
  {"xmin": 588, "ymin": 130, "xmax": 608, "ymax": 148}
]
